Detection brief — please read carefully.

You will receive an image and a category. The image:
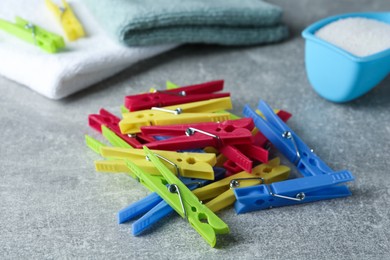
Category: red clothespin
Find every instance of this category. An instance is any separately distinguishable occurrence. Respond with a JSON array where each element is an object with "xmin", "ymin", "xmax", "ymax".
[
  {"xmin": 139, "ymin": 118, "xmax": 268, "ymax": 173},
  {"xmin": 221, "ymin": 110, "xmax": 292, "ymax": 173},
  {"xmin": 88, "ymin": 109, "xmax": 143, "ymax": 147},
  {"xmin": 220, "ymin": 144, "xmax": 269, "ymax": 174},
  {"xmin": 139, "ymin": 118, "xmax": 254, "ymax": 150},
  {"xmin": 124, "ymin": 80, "xmax": 229, "ymax": 111}
]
